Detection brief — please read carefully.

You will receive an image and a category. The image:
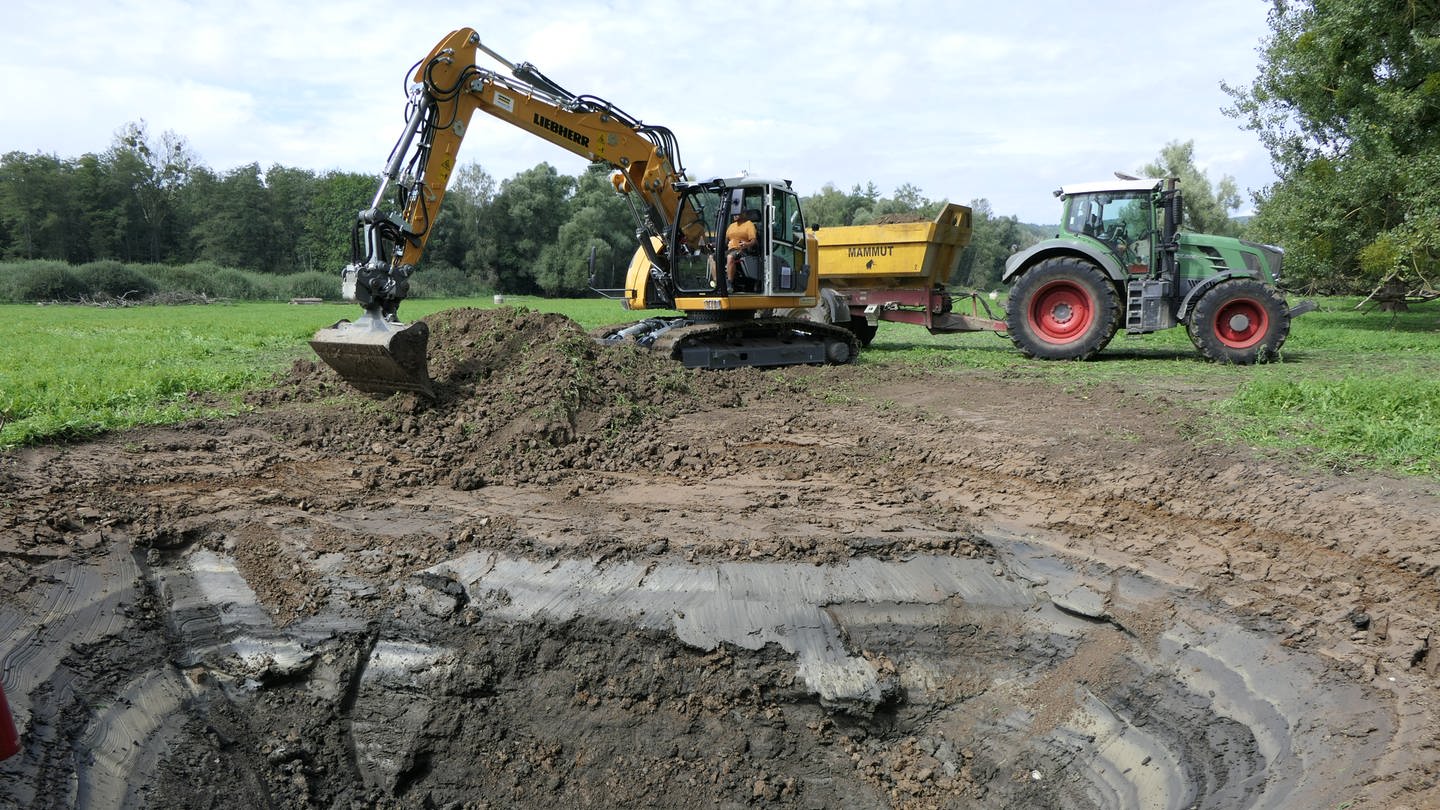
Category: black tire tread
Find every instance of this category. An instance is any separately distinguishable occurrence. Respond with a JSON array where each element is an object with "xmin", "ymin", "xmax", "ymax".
[
  {"xmin": 1005, "ymin": 257, "xmax": 1120, "ymax": 360},
  {"xmin": 1186, "ymin": 279, "xmax": 1290, "ymax": 364}
]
